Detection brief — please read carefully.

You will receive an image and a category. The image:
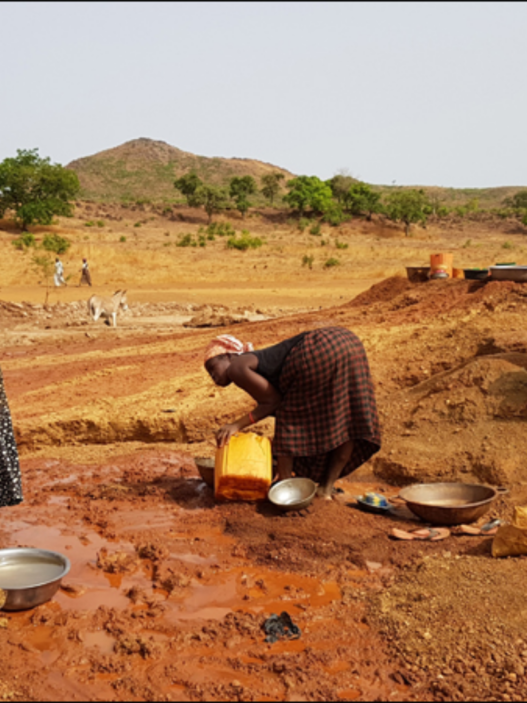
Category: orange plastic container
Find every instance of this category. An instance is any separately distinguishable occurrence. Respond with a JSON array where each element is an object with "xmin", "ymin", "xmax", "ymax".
[
  {"xmin": 215, "ymin": 432, "xmax": 272, "ymax": 501},
  {"xmin": 430, "ymin": 253, "xmax": 453, "ymax": 279}
]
